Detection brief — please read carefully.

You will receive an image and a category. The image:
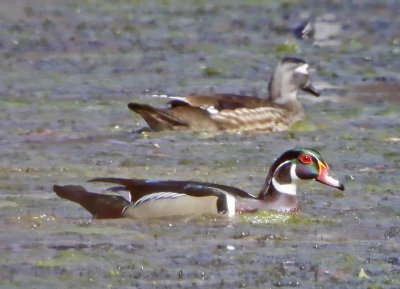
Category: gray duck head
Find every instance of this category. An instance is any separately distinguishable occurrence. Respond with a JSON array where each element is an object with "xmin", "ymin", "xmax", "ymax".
[{"xmin": 268, "ymin": 57, "xmax": 320, "ymax": 105}]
